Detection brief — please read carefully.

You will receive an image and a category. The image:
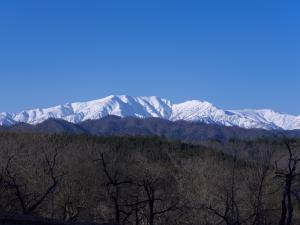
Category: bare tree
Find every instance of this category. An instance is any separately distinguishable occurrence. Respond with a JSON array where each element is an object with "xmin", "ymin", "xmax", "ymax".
[
  {"xmin": 98, "ymin": 153, "xmax": 133, "ymax": 225},
  {"xmin": 137, "ymin": 171, "xmax": 179, "ymax": 225},
  {"xmin": 207, "ymin": 155, "xmax": 241, "ymax": 225},
  {"xmin": 245, "ymin": 146, "xmax": 275, "ymax": 225},
  {"xmin": 275, "ymin": 139, "xmax": 300, "ymax": 225},
  {"xmin": 4, "ymin": 149, "xmax": 62, "ymax": 215},
  {"xmin": 57, "ymin": 180, "xmax": 87, "ymax": 222}
]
